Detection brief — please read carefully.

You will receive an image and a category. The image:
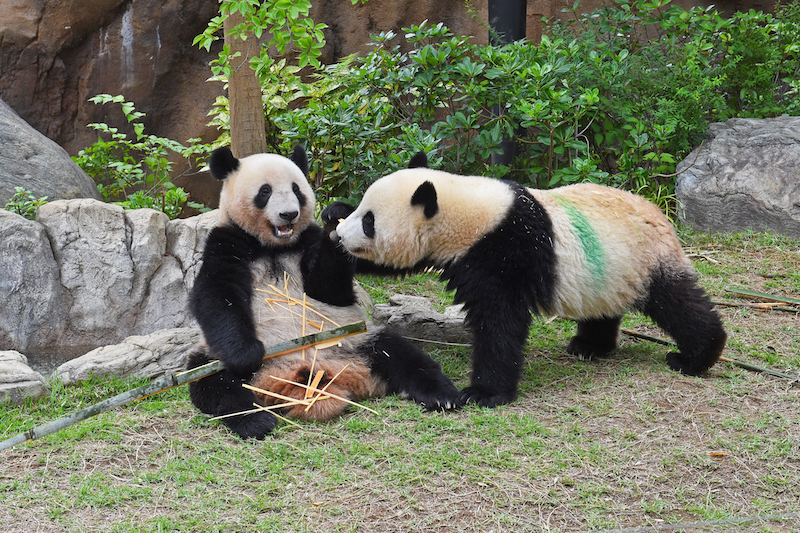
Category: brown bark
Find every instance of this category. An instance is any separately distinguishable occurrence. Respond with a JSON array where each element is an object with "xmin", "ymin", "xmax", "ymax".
[{"xmin": 223, "ymin": 10, "xmax": 267, "ymax": 158}]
